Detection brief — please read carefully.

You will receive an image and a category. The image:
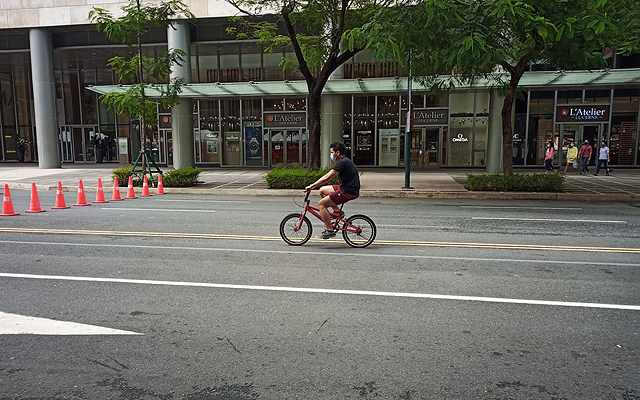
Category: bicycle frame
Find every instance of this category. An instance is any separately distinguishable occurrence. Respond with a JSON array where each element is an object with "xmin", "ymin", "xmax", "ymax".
[{"xmin": 297, "ymin": 192, "xmax": 362, "ymax": 235}]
